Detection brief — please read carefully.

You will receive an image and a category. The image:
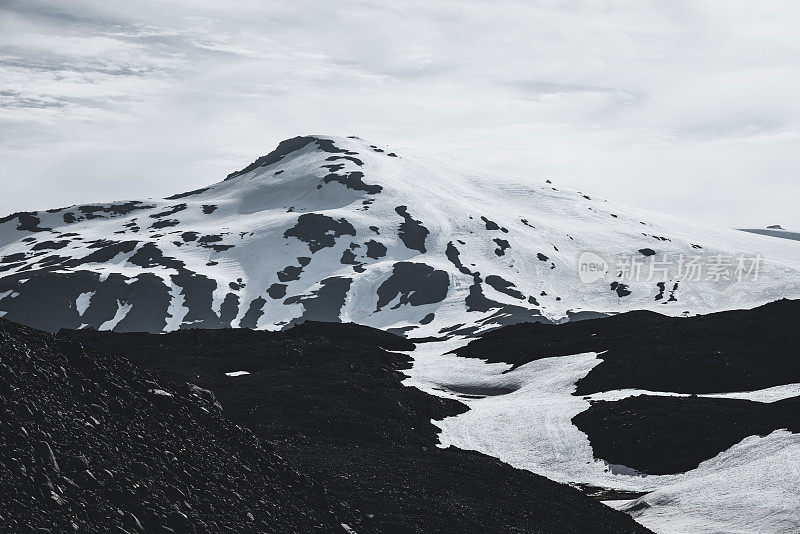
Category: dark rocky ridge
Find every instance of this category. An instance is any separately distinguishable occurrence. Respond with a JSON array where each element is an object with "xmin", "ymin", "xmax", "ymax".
[
  {"xmin": 454, "ymin": 299, "xmax": 800, "ymax": 395},
  {"xmin": 225, "ymin": 136, "xmax": 355, "ymax": 181},
  {"xmin": 58, "ymin": 322, "xmax": 652, "ymax": 534},
  {"xmin": 573, "ymin": 394, "xmax": 800, "ymax": 475},
  {"xmin": 739, "ymin": 227, "xmax": 800, "ymax": 242}
]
